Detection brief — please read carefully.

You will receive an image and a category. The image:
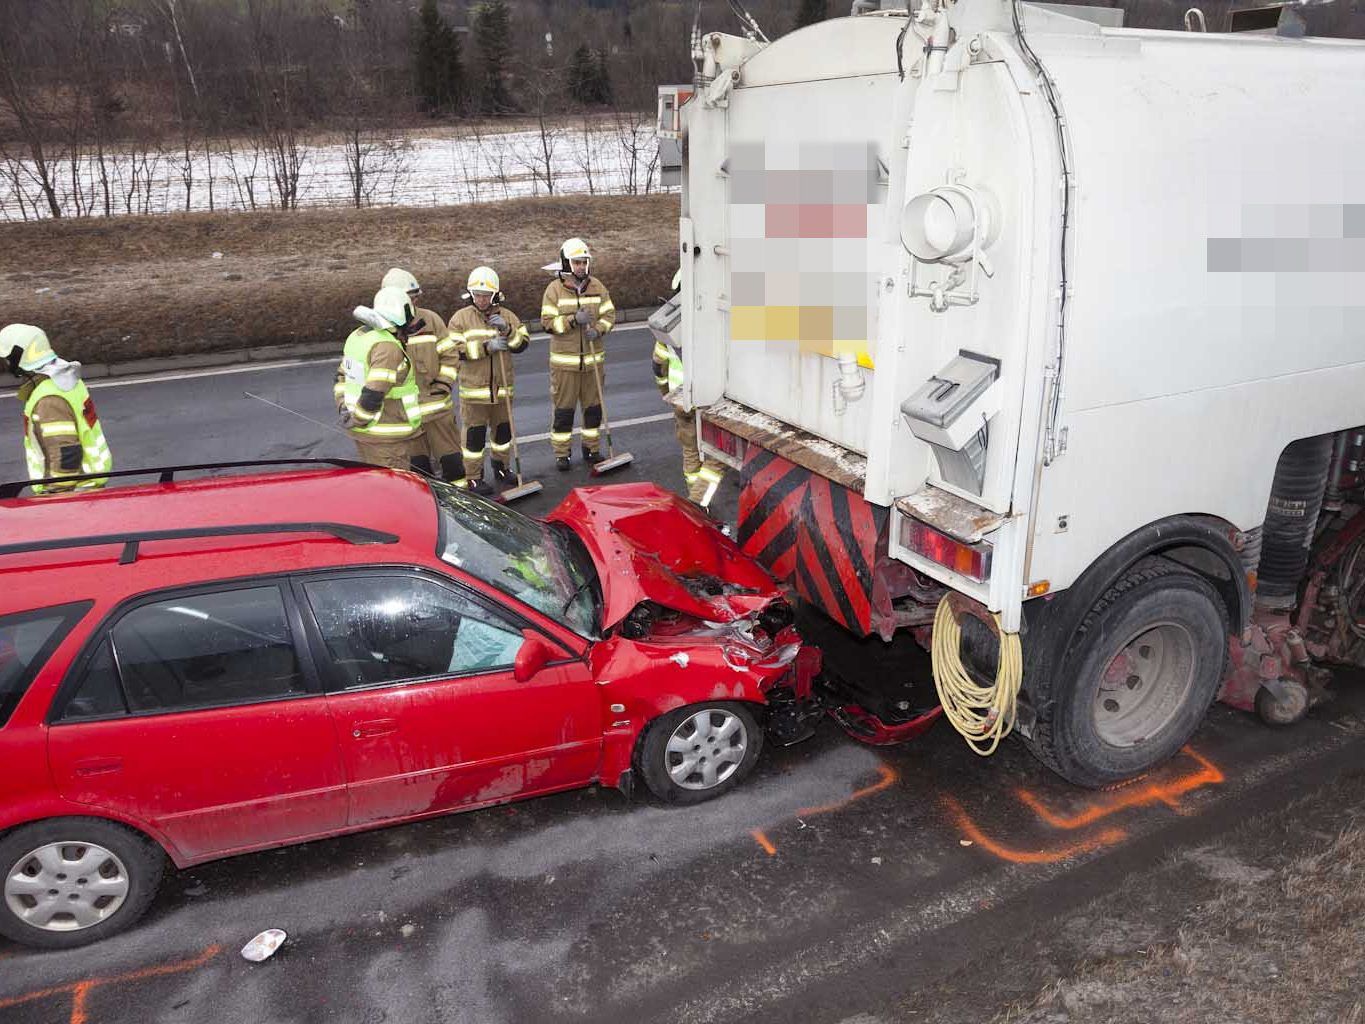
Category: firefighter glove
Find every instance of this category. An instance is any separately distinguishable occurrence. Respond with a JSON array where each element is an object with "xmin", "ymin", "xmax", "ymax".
[
  {"xmin": 574, "ymin": 309, "xmax": 592, "ymax": 325},
  {"xmin": 488, "ymin": 313, "xmax": 509, "ymax": 335},
  {"xmin": 584, "ymin": 327, "xmax": 601, "ymax": 342},
  {"xmin": 486, "ymin": 335, "xmax": 510, "ymax": 353},
  {"xmin": 338, "ymin": 409, "xmax": 361, "ymax": 430}
]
